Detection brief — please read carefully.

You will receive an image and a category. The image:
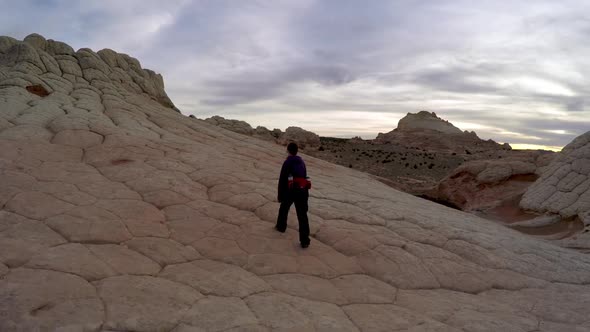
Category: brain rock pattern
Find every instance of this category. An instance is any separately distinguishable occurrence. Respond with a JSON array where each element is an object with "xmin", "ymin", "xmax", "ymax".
[{"xmin": 521, "ymin": 131, "xmax": 590, "ymax": 249}]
